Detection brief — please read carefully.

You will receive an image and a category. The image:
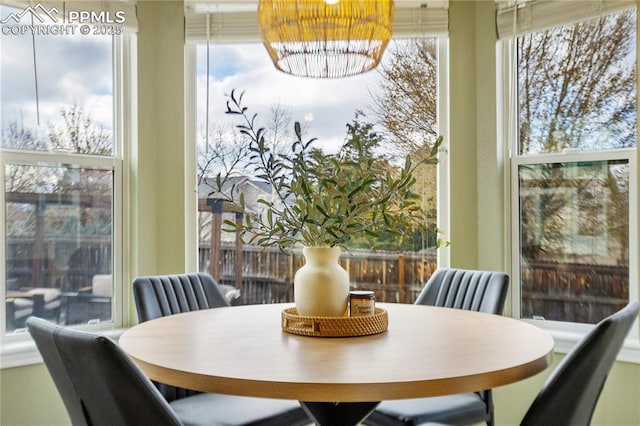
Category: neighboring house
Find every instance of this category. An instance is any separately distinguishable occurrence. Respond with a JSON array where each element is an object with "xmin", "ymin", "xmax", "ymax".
[{"xmin": 198, "ymin": 175, "xmax": 277, "ymax": 243}]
